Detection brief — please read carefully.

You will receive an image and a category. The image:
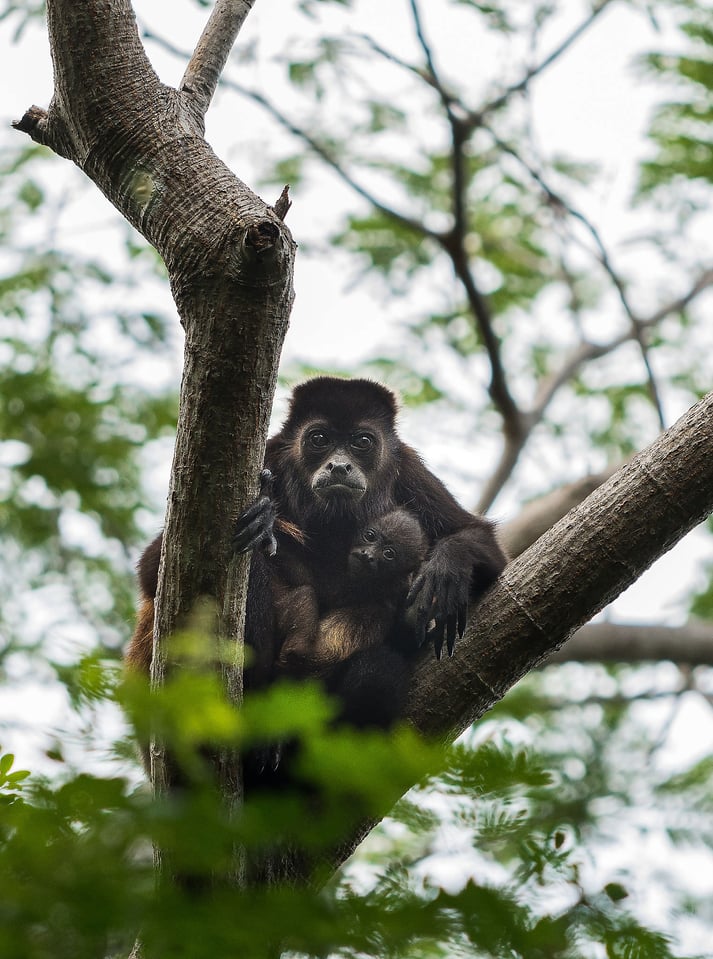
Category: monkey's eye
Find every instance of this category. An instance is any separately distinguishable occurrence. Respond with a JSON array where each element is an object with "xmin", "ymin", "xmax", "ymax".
[
  {"xmin": 382, "ymin": 547, "xmax": 396, "ymax": 561},
  {"xmin": 308, "ymin": 430, "xmax": 330, "ymax": 449},
  {"xmin": 363, "ymin": 528, "xmax": 377, "ymax": 543},
  {"xmin": 350, "ymin": 432, "xmax": 374, "ymax": 451}
]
